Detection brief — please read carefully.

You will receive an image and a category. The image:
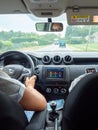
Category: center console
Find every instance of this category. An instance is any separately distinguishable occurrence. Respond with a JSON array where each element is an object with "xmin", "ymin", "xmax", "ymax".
[
  {"xmin": 45, "ymin": 99, "xmax": 64, "ymax": 130},
  {"xmin": 36, "ymin": 66, "xmax": 69, "ymax": 101}
]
